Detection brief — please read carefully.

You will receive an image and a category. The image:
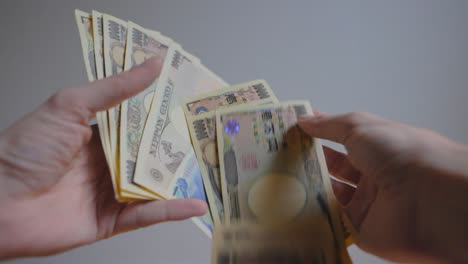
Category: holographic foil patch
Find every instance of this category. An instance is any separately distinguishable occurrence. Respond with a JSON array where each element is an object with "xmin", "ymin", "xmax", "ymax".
[{"xmin": 225, "ymin": 119, "xmax": 240, "ymax": 136}]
